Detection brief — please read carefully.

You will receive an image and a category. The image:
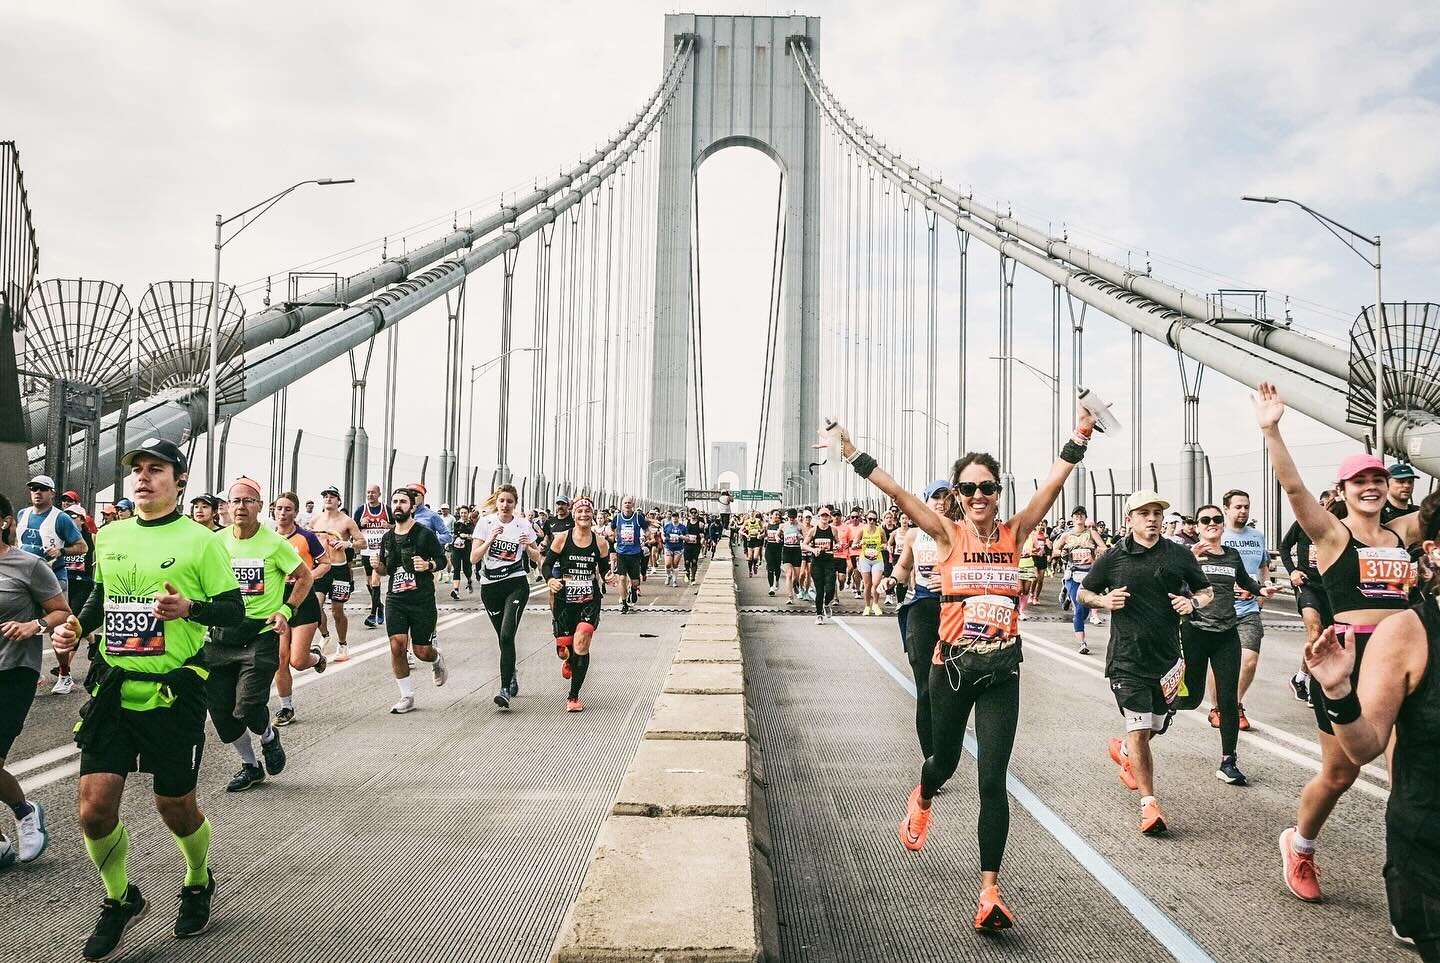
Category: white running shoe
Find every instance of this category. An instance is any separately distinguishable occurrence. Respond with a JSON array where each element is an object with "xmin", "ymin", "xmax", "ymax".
[
  {"xmin": 50, "ymin": 675, "xmax": 75, "ymax": 695},
  {"xmin": 15, "ymin": 802, "xmax": 48, "ymax": 863},
  {"xmin": 390, "ymin": 696, "xmax": 416, "ymax": 714},
  {"xmin": 432, "ymin": 651, "xmax": 448, "ymax": 686},
  {"xmin": 815, "ymin": 615, "xmax": 824, "ymax": 625},
  {"xmin": 406, "ymin": 649, "xmax": 417, "ymax": 669},
  {"xmin": 1088, "ymin": 612, "xmax": 1104, "ymax": 626}
]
